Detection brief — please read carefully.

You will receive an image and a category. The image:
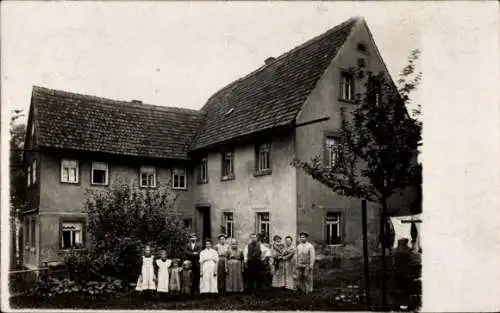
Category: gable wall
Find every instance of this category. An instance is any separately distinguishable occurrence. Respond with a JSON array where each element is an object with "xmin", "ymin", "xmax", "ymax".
[{"xmin": 294, "ymin": 20, "xmax": 399, "ymax": 257}]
